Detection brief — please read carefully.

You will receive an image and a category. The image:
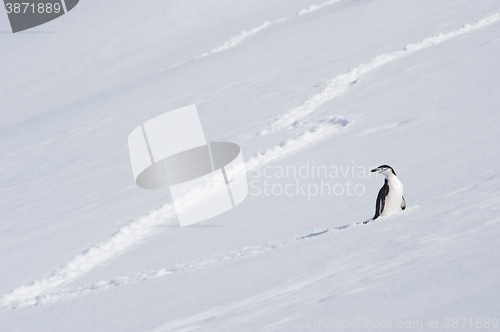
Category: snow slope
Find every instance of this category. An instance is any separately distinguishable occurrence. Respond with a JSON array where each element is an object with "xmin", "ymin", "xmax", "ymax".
[
  {"xmin": 1, "ymin": 0, "xmax": 500, "ymax": 331},
  {"xmin": 0, "ymin": 0, "xmax": 328, "ymax": 128}
]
